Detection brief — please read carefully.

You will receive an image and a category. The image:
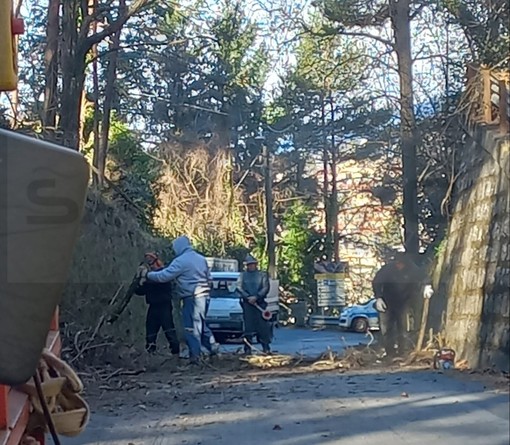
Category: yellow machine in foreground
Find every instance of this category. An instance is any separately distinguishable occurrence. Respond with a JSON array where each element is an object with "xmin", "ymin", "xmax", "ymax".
[{"xmin": 0, "ymin": 0, "xmax": 24, "ymax": 90}]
